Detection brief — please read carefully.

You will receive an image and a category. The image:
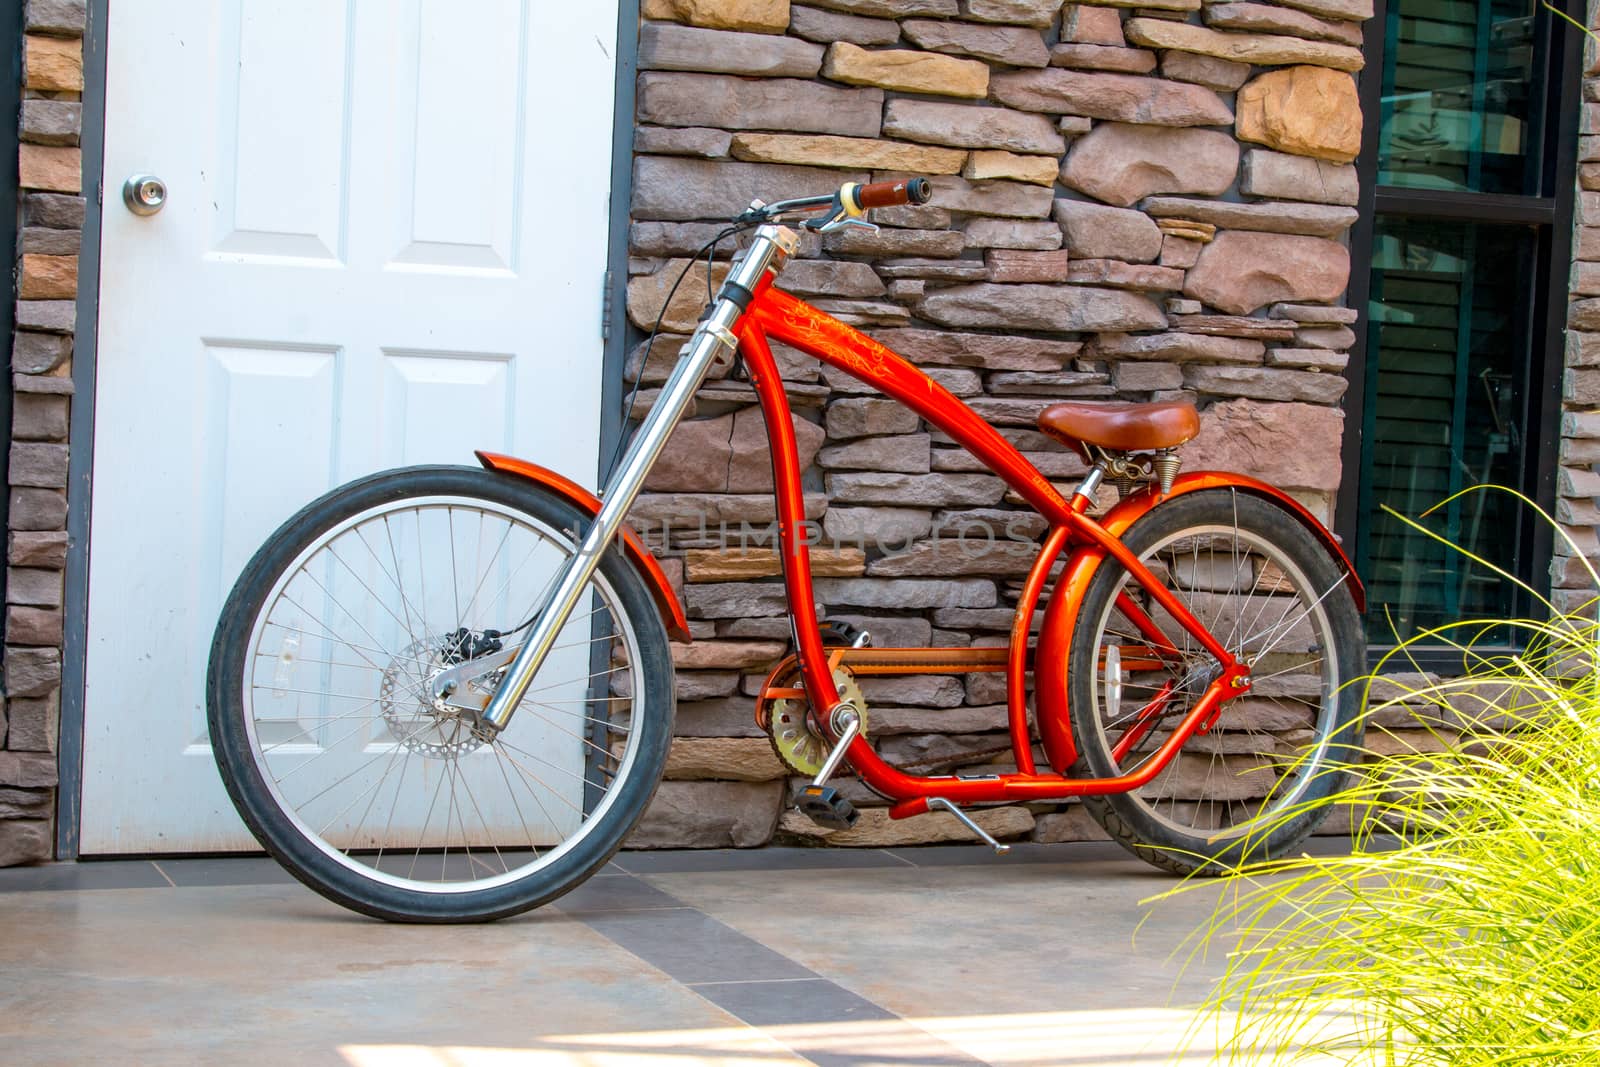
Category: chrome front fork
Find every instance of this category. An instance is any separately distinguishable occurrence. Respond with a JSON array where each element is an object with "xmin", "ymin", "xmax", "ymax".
[{"xmin": 463, "ymin": 225, "xmax": 797, "ymax": 734}]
